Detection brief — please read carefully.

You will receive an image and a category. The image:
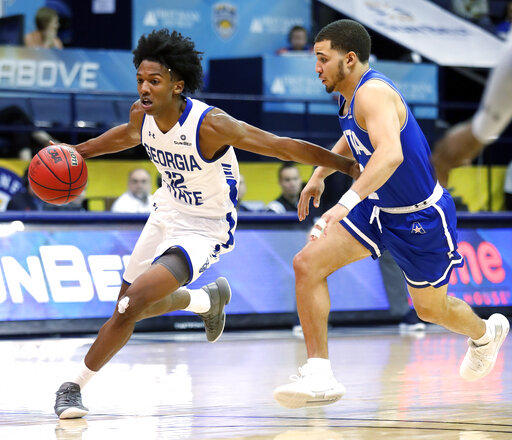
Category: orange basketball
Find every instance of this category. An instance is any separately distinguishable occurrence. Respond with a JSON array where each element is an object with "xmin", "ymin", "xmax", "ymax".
[{"xmin": 28, "ymin": 145, "xmax": 88, "ymax": 205}]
